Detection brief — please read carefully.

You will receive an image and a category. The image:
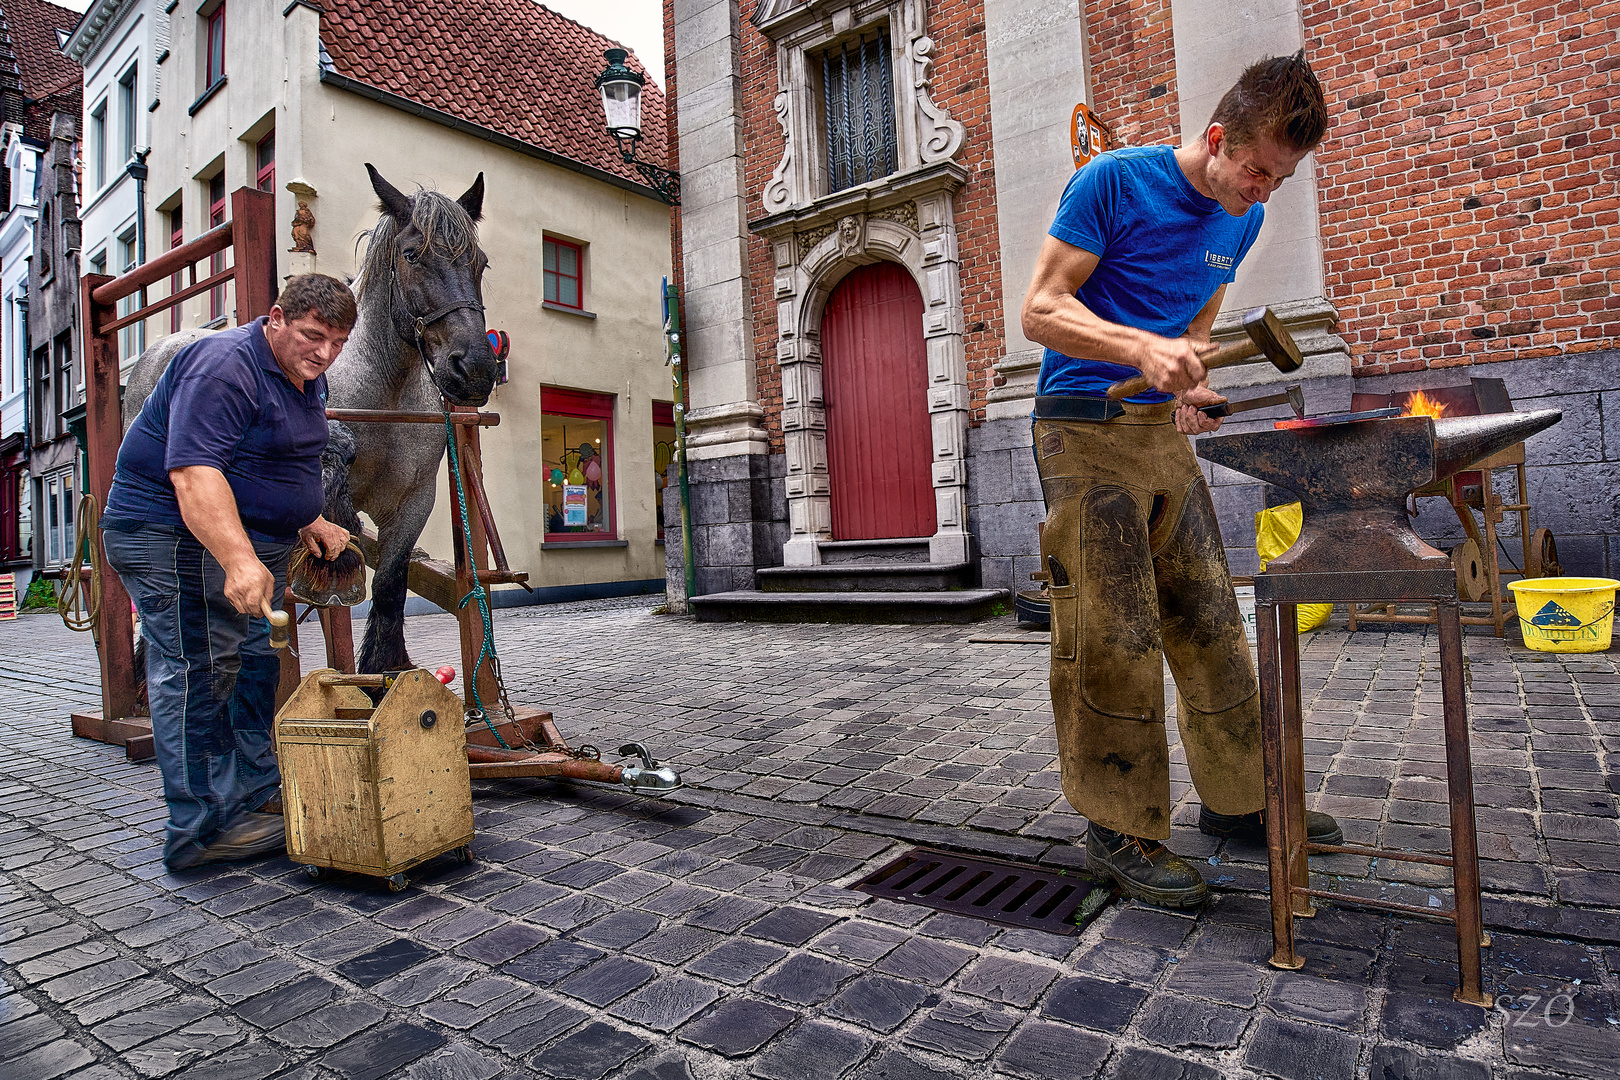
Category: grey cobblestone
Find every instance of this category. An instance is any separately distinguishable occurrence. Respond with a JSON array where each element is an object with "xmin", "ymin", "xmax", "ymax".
[{"xmin": 2, "ymin": 605, "xmax": 1620, "ymax": 1078}]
